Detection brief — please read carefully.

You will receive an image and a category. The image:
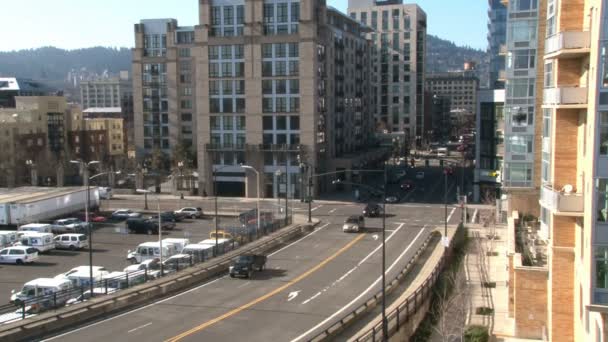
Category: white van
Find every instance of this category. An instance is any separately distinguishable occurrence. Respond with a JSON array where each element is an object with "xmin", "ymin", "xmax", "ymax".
[
  {"xmin": 198, "ymin": 238, "xmax": 235, "ymax": 255},
  {"xmin": 10, "ymin": 278, "xmax": 73, "ymax": 305},
  {"xmin": 101, "ymin": 271, "xmax": 146, "ymax": 290},
  {"xmin": 17, "ymin": 223, "xmax": 53, "ymax": 234},
  {"xmin": 55, "ymin": 266, "xmax": 108, "ymax": 280},
  {"xmin": 54, "ymin": 234, "xmax": 89, "ymax": 250},
  {"xmin": 127, "ymin": 241, "xmax": 180, "ymax": 264},
  {"xmin": 14, "ymin": 232, "xmax": 55, "ymax": 253},
  {"xmin": 161, "ymin": 238, "xmax": 190, "ymax": 253},
  {"xmin": 182, "ymin": 244, "xmax": 215, "ymax": 263},
  {"xmin": 64, "ymin": 268, "xmax": 110, "ymax": 288},
  {"xmin": 0, "ymin": 231, "xmax": 19, "ymax": 248}
]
